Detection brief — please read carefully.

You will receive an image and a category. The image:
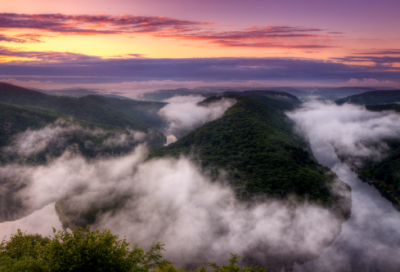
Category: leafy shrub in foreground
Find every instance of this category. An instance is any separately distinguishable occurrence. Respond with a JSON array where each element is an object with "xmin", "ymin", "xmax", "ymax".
[
  {"xmin": 0, "ymin": 228, "xmax": 269, "ymax": 272},
  {"xmin": 0, "ymin": 226, "xmax": 170, "ymax": 272}
]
